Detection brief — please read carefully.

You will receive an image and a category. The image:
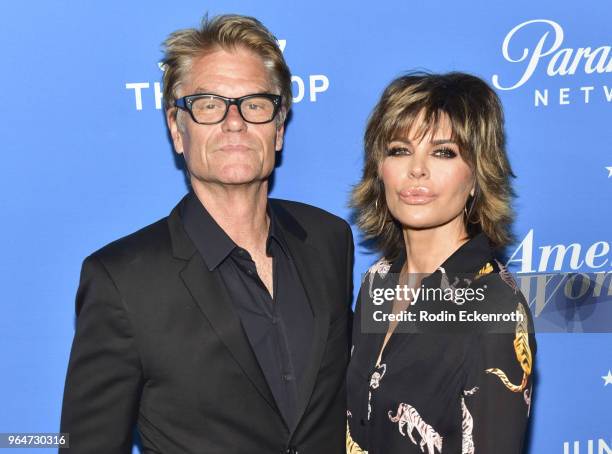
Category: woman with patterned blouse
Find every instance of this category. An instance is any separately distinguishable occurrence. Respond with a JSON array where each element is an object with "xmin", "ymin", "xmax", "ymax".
[{"xmin": 347, "ymin": 72, "xmax": 536, "ymax": 454}]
